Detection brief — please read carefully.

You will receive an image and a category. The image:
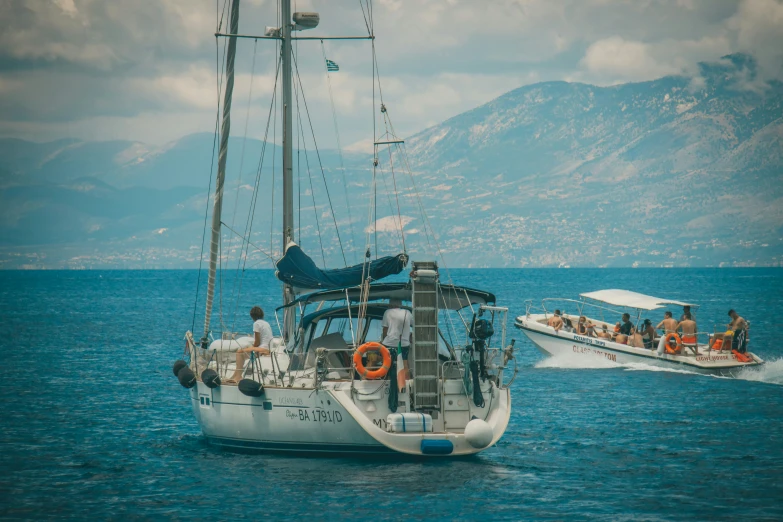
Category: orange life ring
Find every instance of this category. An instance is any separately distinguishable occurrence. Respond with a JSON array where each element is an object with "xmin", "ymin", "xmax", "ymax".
[
  {"xmin": 664, "ymin": 333, "xmax": 682, "ymax": 354},
  {"xmin": 353, "ymin": 342, "xmax": 392, "ymax": 380}
]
